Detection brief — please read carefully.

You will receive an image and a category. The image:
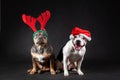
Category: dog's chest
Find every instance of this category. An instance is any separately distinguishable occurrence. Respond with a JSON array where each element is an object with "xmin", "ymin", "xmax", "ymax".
[
  {"xmin": 68, "ymin": 52, "xmax": 81, "ymax": 62},
  {"xmin": 33, "ymin": 46, "xmax": 47, "ymax": 62},
  {"xmin": 36, "ymin": 46, "xmax": 46, "ymax": 54}
]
